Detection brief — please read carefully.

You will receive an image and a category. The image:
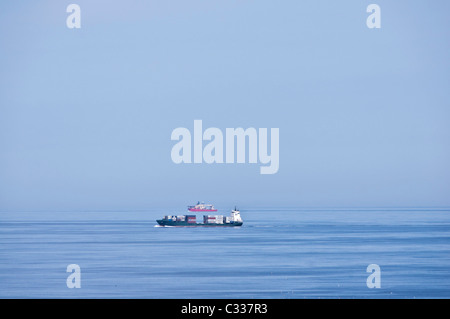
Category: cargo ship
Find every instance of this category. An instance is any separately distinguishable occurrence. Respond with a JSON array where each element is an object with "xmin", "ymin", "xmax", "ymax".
[
  {"xmin": 187, "ymin": 201, "xmax": 218, "ymax": 212},
  {"xmin": 157, "ymin": 207, "xmax": 243, "ymax": 227}
]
